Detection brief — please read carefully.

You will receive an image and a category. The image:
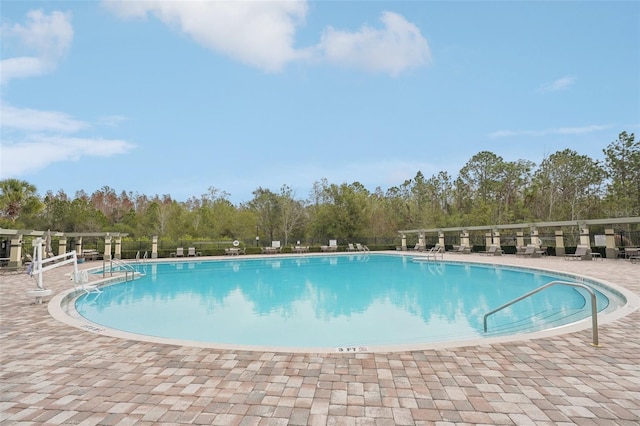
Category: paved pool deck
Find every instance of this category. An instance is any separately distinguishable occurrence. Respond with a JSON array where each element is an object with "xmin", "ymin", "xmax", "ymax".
[{"xmin": 1, "ymin": 253, "xmax": 639, "ymax": 425}]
